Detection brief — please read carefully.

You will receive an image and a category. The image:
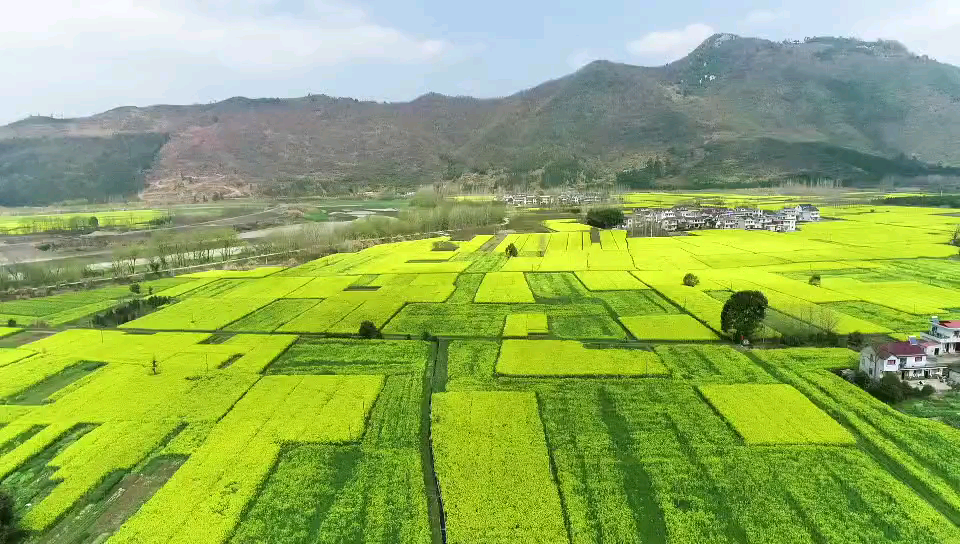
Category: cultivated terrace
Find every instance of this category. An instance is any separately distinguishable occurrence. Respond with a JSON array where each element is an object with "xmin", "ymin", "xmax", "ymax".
[{"xmin": 2, "ymin": 202, "xmax": 960, "ymax": 543}]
